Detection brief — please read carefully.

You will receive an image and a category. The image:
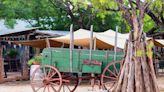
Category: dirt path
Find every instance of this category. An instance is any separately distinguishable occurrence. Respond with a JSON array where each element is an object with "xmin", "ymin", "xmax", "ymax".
[
  {"xmin": 0, "ymin": 77, "xmax": 164, "ymax": 92},
  {"xmin": 157, "ymin": 77, "xmax": 164, "ymax": 92}
]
